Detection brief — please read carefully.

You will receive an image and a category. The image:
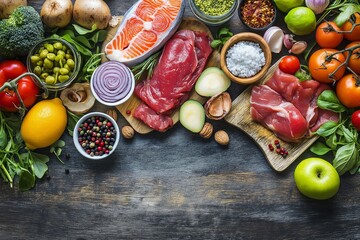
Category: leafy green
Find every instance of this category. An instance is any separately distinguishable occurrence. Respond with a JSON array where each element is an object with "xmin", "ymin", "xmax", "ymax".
[
  {"xmin": 67, "ymin": 110, "xmax": 83, "ymax": 136},
  {"xmin": 334, "ymin": 4, "xmax": 360, "ymax": 27},
  {"xmin": 311, "ymin": 90, "xmax": 360, "ymax": 175},
  {"xmin": 211, "ymin": 27, "xmax": 233, "ymax": 51},
  {"xmin": 131, "ymin": 51, "xmax": 161, "ymax": 81}
]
